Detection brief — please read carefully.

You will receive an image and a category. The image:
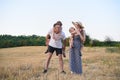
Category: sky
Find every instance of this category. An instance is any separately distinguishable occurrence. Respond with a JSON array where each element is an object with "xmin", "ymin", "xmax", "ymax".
[{"xmin": 0, "ymin": 0, "xmax": 120, "ymax": 41}]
